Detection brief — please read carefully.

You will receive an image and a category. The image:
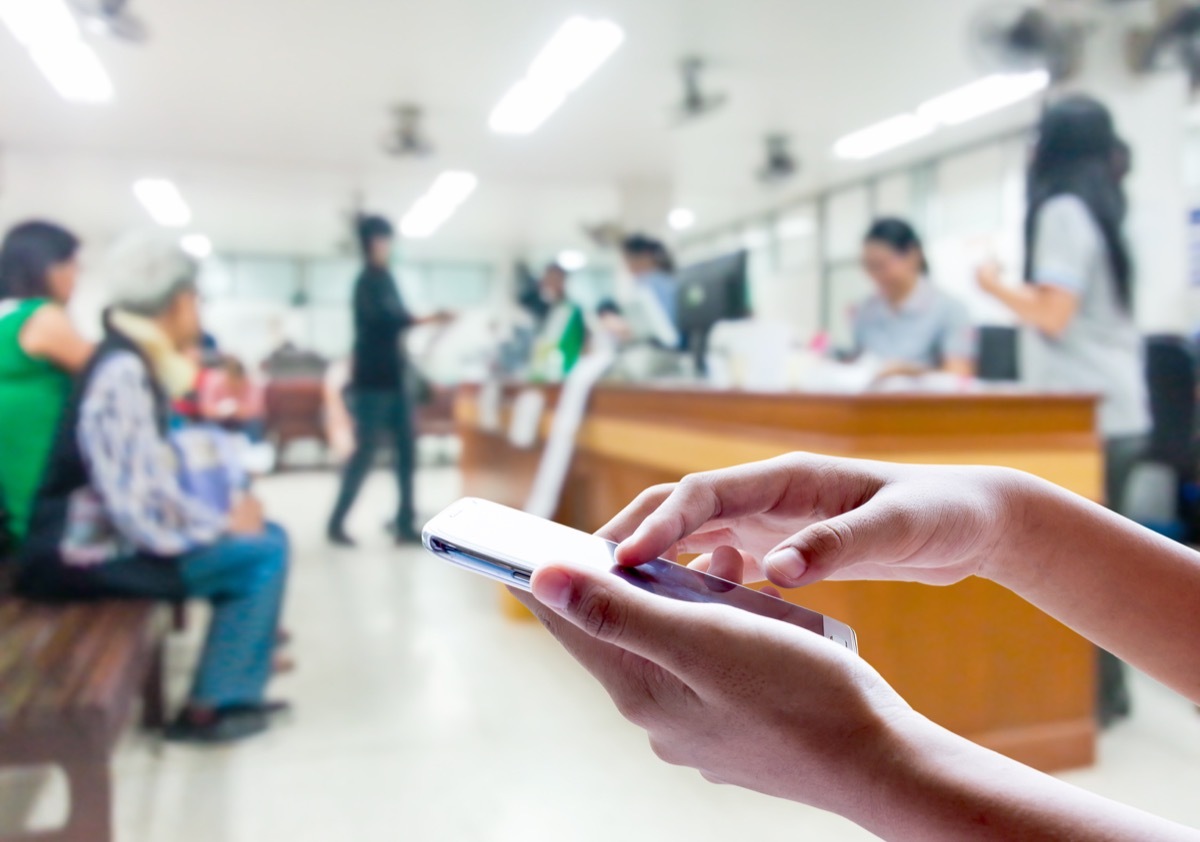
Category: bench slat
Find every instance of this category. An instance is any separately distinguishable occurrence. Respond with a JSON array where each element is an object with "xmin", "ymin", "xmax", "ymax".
[{"xmin": 0, "ymin": 600, "xmax": 163, "ymax": 737}]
